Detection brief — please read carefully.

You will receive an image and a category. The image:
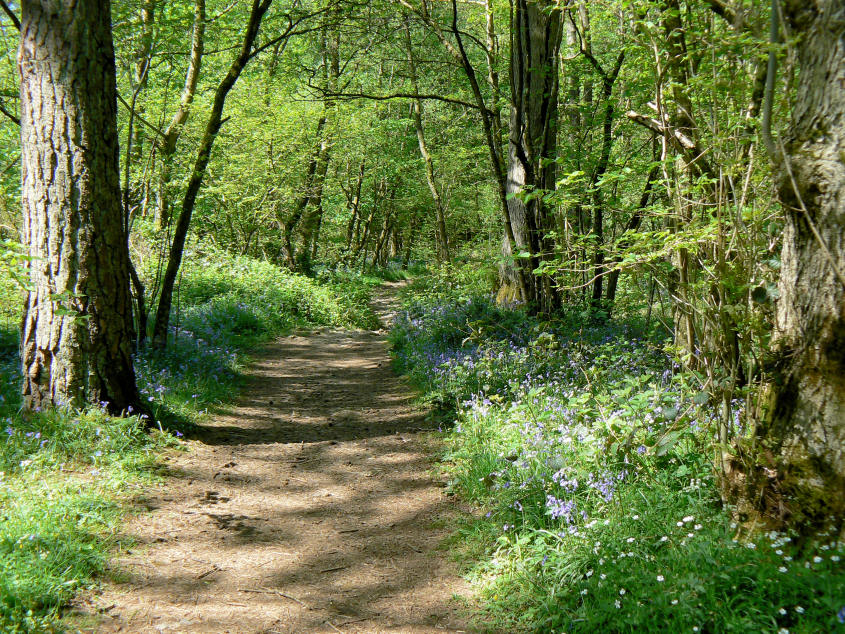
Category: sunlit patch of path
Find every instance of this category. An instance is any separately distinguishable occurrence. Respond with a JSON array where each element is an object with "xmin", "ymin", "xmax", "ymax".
[{"xmin": 77, "ymin": 282, "xmax": 477, "ymax": 634}]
